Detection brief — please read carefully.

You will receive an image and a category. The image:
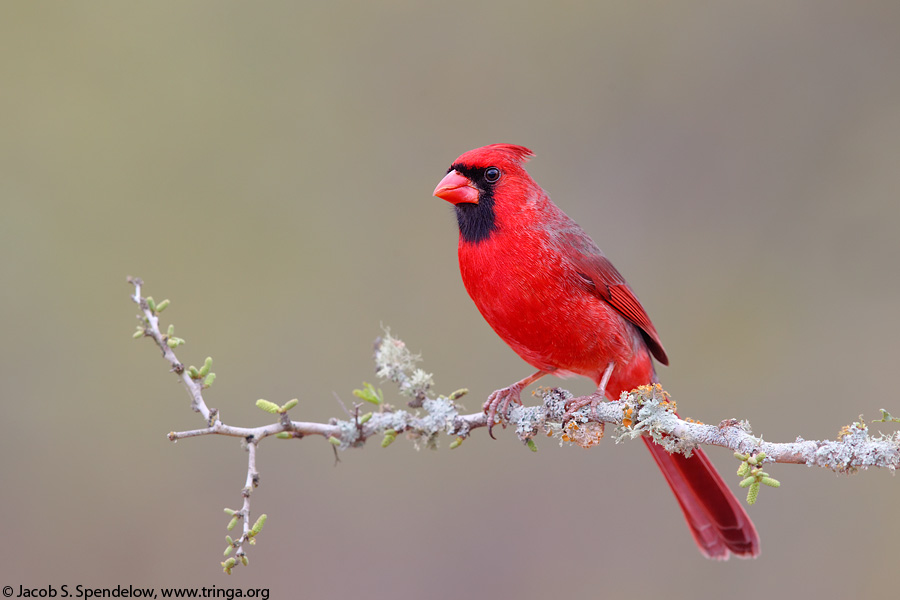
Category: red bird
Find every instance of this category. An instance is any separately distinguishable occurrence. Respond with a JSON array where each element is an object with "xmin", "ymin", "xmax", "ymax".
[{"xmin": 433, "ymin": 144, "xmax": 759, "ymax": 559}]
